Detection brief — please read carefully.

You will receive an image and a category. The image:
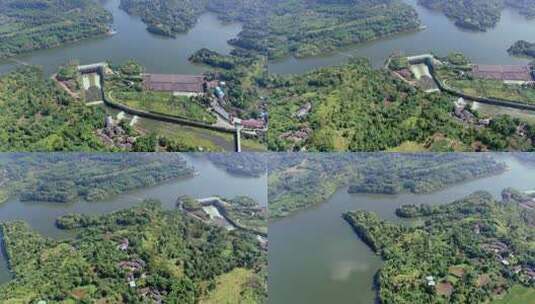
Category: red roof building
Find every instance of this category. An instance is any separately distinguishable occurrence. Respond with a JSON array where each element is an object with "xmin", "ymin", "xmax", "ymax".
[
  {"xmin": 142, "ymin": 74, "xmax": 206, "ymax": 93},
  {"xmin": 472, "ymin": 65, "xmax": 533, "ymax": 82}
]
